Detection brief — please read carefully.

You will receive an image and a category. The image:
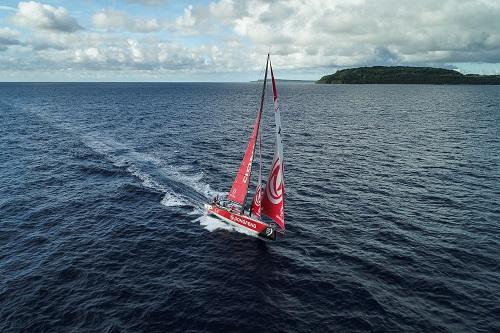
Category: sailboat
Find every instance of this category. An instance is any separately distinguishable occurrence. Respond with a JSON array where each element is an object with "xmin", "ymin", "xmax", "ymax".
[{"xmin": 204, "ymin": 54, "xmax": 285, "ymax": 241}]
